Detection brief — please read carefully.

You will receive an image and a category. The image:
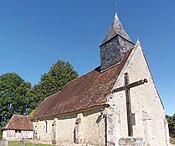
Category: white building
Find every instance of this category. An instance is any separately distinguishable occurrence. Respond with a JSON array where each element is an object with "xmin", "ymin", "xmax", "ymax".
[{"xmin": 3, "ymin": 114, "xmax": 33, "ymax": 141}]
